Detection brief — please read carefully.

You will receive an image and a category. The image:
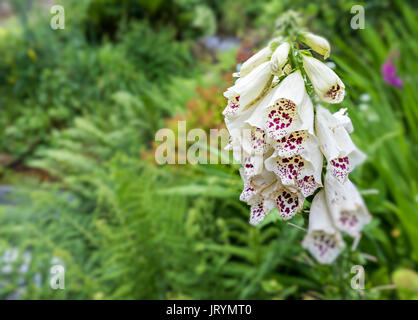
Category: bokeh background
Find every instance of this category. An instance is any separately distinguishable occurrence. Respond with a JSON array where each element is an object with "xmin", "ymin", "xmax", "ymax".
[{"xmin": 0, "ymin": 0, "xmax": 417, "ymax": 300}]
